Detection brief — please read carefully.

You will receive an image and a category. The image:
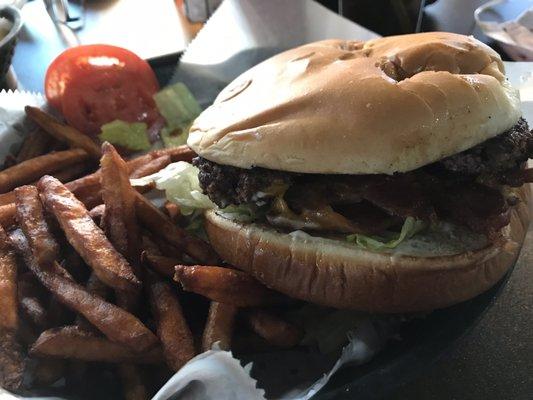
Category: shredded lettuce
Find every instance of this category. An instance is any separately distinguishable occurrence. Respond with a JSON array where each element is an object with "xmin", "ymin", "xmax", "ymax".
[
  {"xmin": 346, "ymin": 217, "xmax": 427, "ymax": 251},
  {"xmin": 130, "ymin": 162, "xmax": 214, "ymax": 215},
  {"xmin": 160, "ymin": 125, "xmax": 190, "ymax": 148},
  {"xmin": 154, "ymin": 82, "xmax": 201, "ymax": 145},
  {"xmin": 130, "ymin": 162, "xmax": 267, "ymax": 223},
  {"xmin": 98, "ymin": 120, "xmax": 151, "ymax": 151}
]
